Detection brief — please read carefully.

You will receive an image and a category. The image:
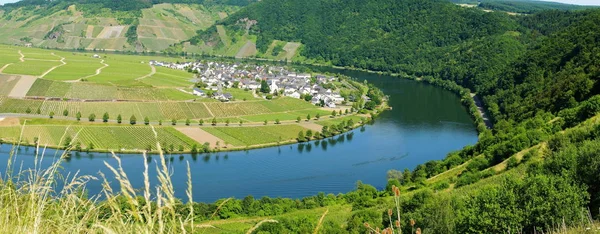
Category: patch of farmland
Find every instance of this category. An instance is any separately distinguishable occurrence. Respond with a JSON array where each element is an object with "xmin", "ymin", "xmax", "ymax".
[
  {"xmin": 96, "ymin": 26, "xmax": 126, "ymax": 39},
  {"xmin": 223, "ymin": 88, "xmax": 258, "ymax": 101},
  {"xmin": 141, "ymin": 66, "xmax": 194, "ymax": 87},
  {"xmin": 134, "ymin": 103, "xmax": 164, "ymax": 120},
  {"xmin": 85, "ymin": 25, "xmax": 94, "ymax": 38},
  {"xmin": 157, "ymin": 102, "xmax": 195, "ymax": 120},
  {"xmin": 234, "ymin": 40, "xmax": 257, "ymax": 58},
  {"xmin": 21, "ymin": 52, "xmax": 59, "ymax": 60},
  {"xmin": 241, "ymin": 112, "xmax": 302, "ymax": 122},
  {"xmin": 281, "ymin": 42, "xmax": 302, "ymax": 60},
  {"xmin": 216, "ymin": 25, "xmax": 230, "ymax": 47},
  {"xmin": 0, "ymin": 75, "xmax": 20, "ymax": 96},
  {"xmin": 26, "ymin": 79, "xmax": 53, "ymax": 96},
  {"xmin": 204, "ymin": 102, "xmax": 272, "ymax": 117},
  {"xmin": 3, "ymin": 60, "xmax": 62, "ymax": 76},
  {"xmin": 68, "ymin": 83, "xmax": 117, "ymax": 100},
  {"xmin": 0, "ymin": 47, "xmax": 21, "ymax": 67},
  {"xmin": 90, "ymin": 60, "xmax": 150, "ymax": 83},
  {"xmin": 139, "ymin": 38, "xmax": 178, "ymax": 51},
  {"xmin": 156, "ymin": 88, "xmax": 196, "ymax": 101},
  {"xmin": 185, "ymin": 102, "xmax": 212, "ymax": 119},
  {"xmin": 44, "ymin": 59, "xmax": 104, "ymax": 81},
  {"xmin": 201, "ymin": 124, "xmax": 308, "ymax": 146},
  {"xmin": 86, "ymin": 38, "xmax": 127, "ymax": 51},
  {"xmin": 0, "ymin": 98, "xmax": 44, "ymax": 113},
  {"xmin": 43, "ymin": 81, "xmax": 71, "ymax": 97},
  {"xmin": 316, "ymin": 115, "xmax": 364, "ymax": 127}
]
